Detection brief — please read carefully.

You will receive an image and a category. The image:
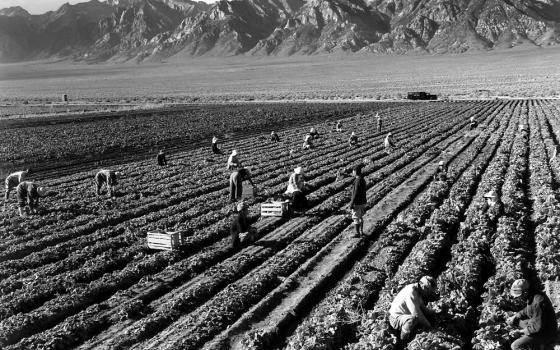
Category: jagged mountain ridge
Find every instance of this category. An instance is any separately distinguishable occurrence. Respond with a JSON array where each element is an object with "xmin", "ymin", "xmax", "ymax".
[{"xmin": 0, "ymin": 0, "xmax": 559, "ymax": 62}]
